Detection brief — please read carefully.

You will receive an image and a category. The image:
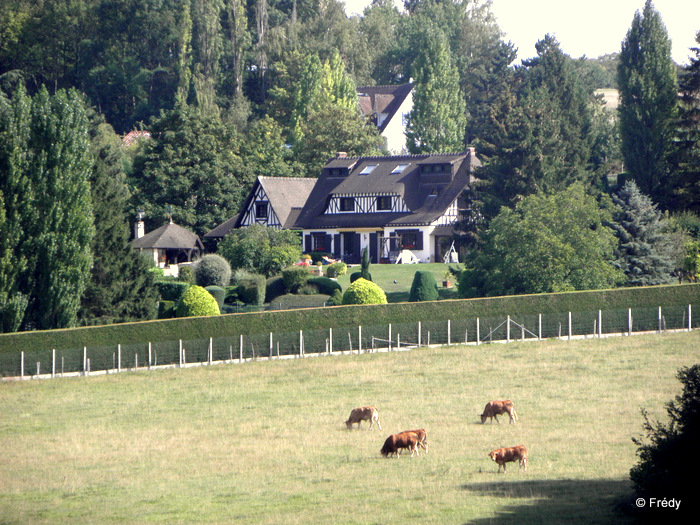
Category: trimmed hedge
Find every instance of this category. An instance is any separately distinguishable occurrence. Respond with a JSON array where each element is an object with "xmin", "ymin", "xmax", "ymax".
[
  {"xmin": 308, "ymin": 276, "xmax": 342, "ymax": 296},
  {"xmin": 205, "ymin": 286, "xmax": 226, "ymax": 308},
  {"xmin": 156, "ymin": 281, "xmax": 190, "ymax": 302},
  {"xmin": 238, "ymin": 274, "xmax": 266, "ymax": 305},
  {"xmin": 409, "ymin": 271, "xmax": 439, "ymax": 302},
  {"xmin": 175, "ymin": 286, "xmax": 220, "ymax": 318},
  {"xmin": 1, "ymin": 284, "xmax": 699, "ymax": 353}
]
